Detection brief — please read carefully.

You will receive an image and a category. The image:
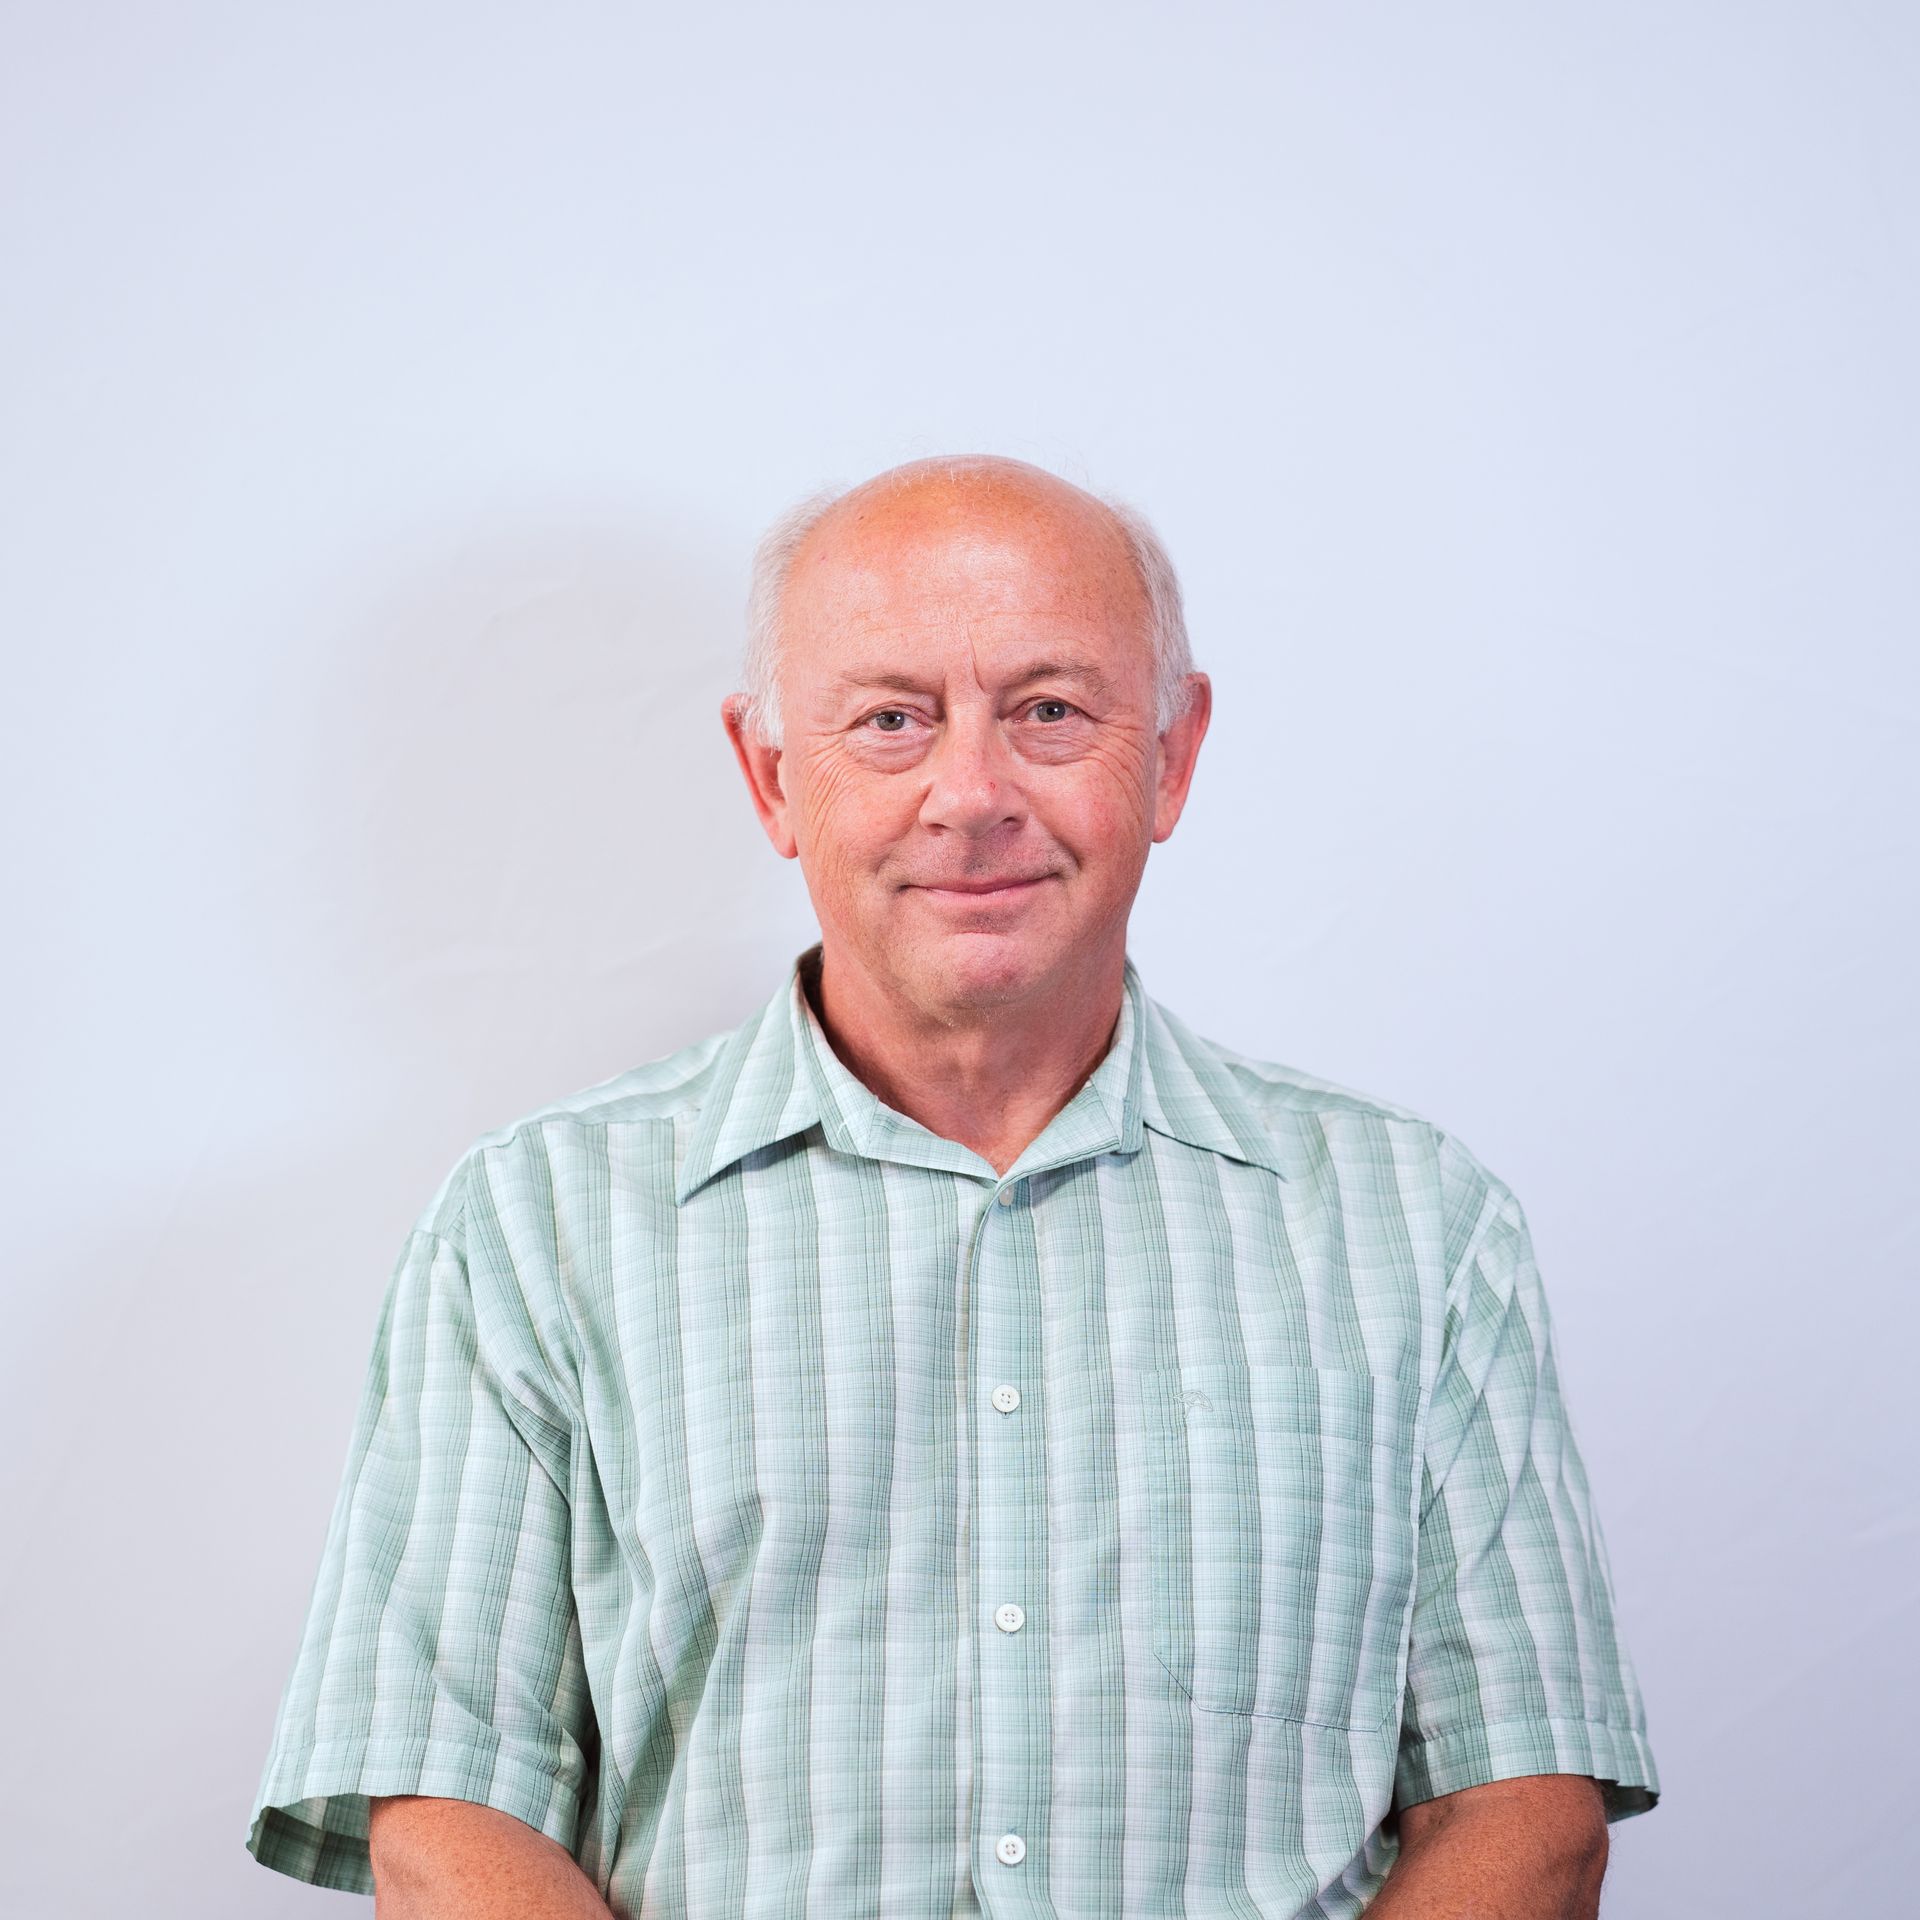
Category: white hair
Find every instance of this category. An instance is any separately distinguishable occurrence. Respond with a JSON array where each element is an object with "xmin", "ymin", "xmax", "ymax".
[{"xmin": 732, "ymin": 460, "xmax": 1198, "ymax": 749}]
